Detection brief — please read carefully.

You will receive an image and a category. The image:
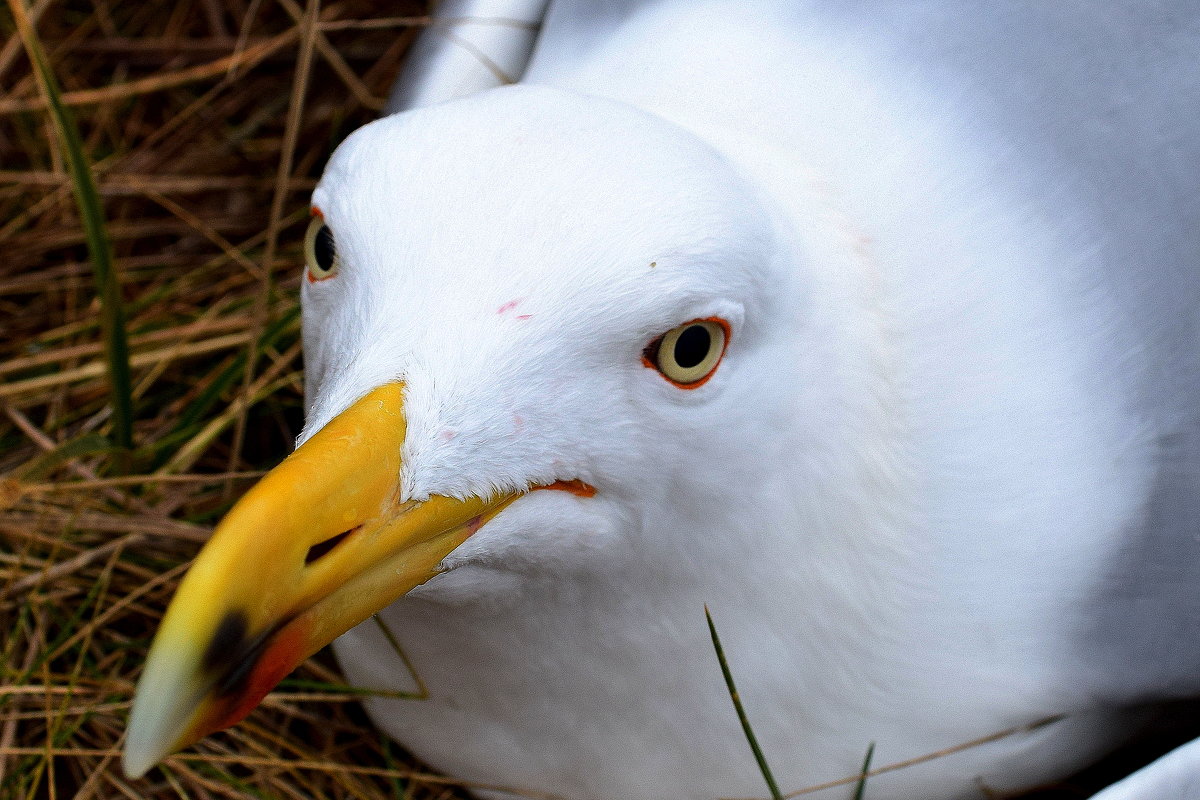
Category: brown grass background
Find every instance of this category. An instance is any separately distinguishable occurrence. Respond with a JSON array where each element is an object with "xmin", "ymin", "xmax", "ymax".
[
  {"xmin": 1, "ymin": 0, "xmax": 1197, "ymax": 798},
  {"xmin": 0, "ymin": 0, "xmax": 496, "ymax": 797}
]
